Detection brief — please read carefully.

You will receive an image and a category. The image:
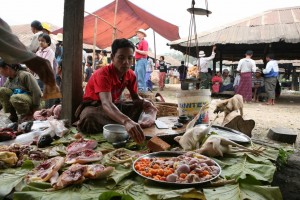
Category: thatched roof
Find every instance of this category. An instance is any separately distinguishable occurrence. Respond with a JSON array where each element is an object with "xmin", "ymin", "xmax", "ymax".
[
  {"xmin": 10, "ymin": 23, "xmax": 100, "ymax": 51},
  {"xmin": 169, "ymin": 6, "xmax": 300, "ymax": 61}
]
